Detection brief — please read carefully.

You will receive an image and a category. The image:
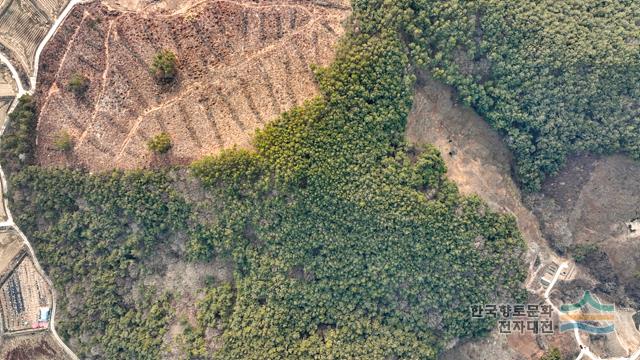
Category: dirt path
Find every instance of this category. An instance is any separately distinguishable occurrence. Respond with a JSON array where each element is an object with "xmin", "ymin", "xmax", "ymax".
[{"xmin": 73, "ymin": 18, "xmax": 115, "ymax": 150}]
